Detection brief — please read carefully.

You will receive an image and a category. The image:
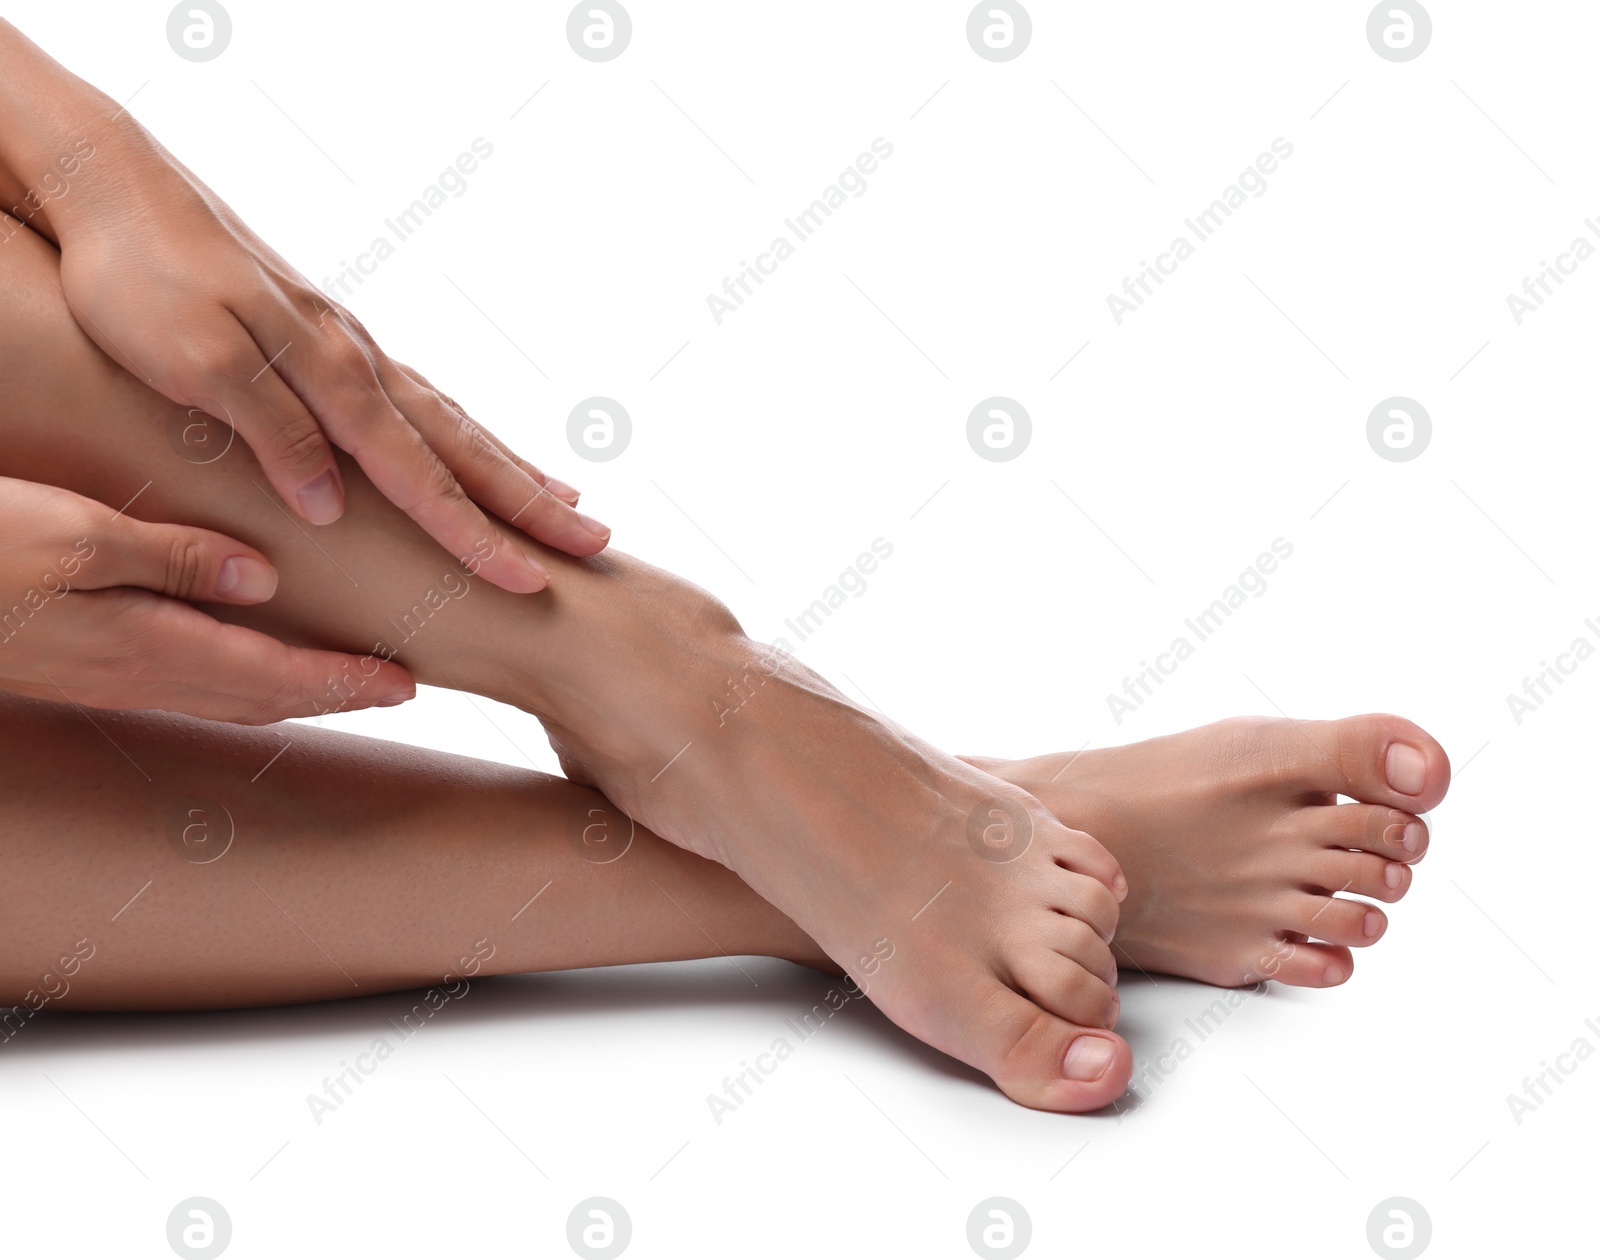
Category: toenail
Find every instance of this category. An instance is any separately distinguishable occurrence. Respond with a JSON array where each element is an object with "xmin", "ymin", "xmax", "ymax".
[
  {"xmin": 1323, "ymin": 963, "xmax": 1345, "ymax": 984},
  {"xmin": 1363, "ymin": 910, "xmax": 1383, "ymax": 939},
  {"xmin": 1385, "ymin": 743, "xmax": 1426, "ymax": 795},
  {"xmin": 1064, "ymin": 1034, "xmax": 1117, "ymax": 1081},
  {"xmin": 1383, "ymin": 862, "xmax": 1404, "ymax": 890},
  {"xmin": 1402, "ymin": 822, "xmax": 1424, "ymax": 855}
]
